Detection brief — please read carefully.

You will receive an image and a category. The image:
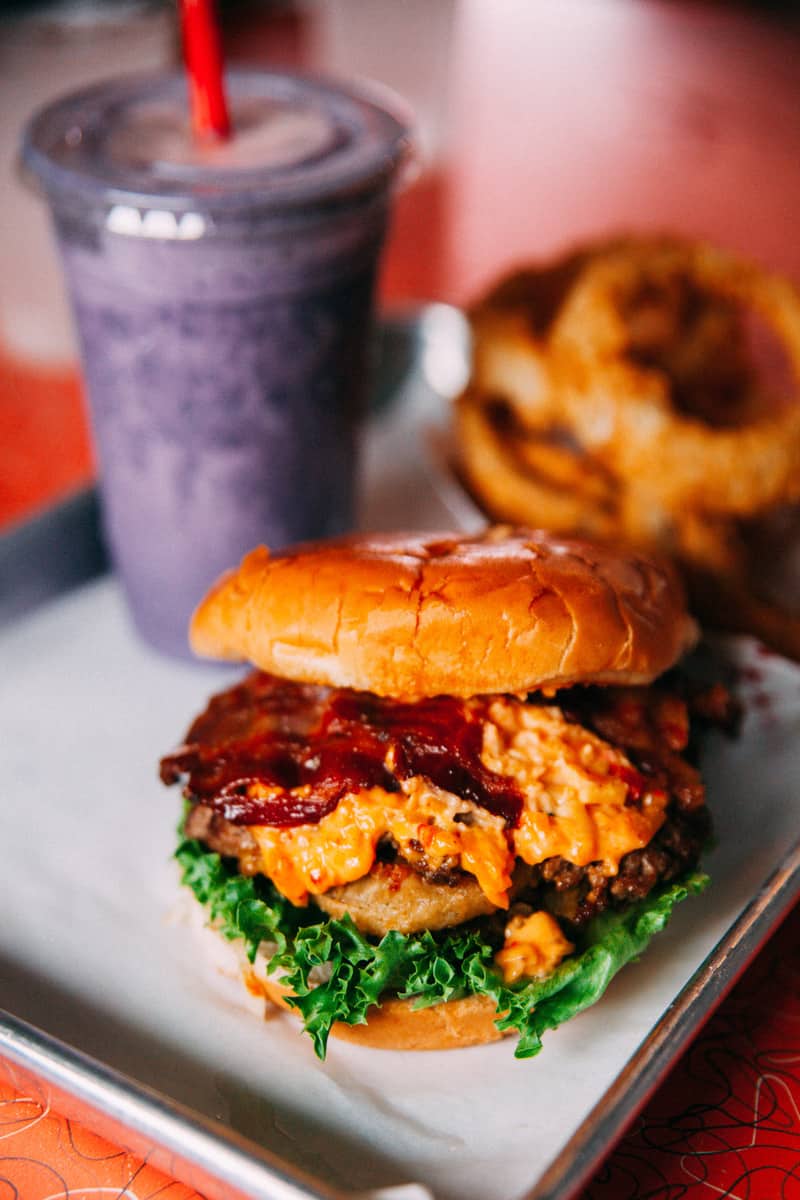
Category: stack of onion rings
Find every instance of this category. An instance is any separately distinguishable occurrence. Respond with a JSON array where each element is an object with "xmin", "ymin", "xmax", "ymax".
[
  {"xmin": 456, "ymin": 236, "xmax": 800, "ymax": 659},
  {"xmin": 454, "ymin": 392, "xmax": 620, "ymax": 538}
]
